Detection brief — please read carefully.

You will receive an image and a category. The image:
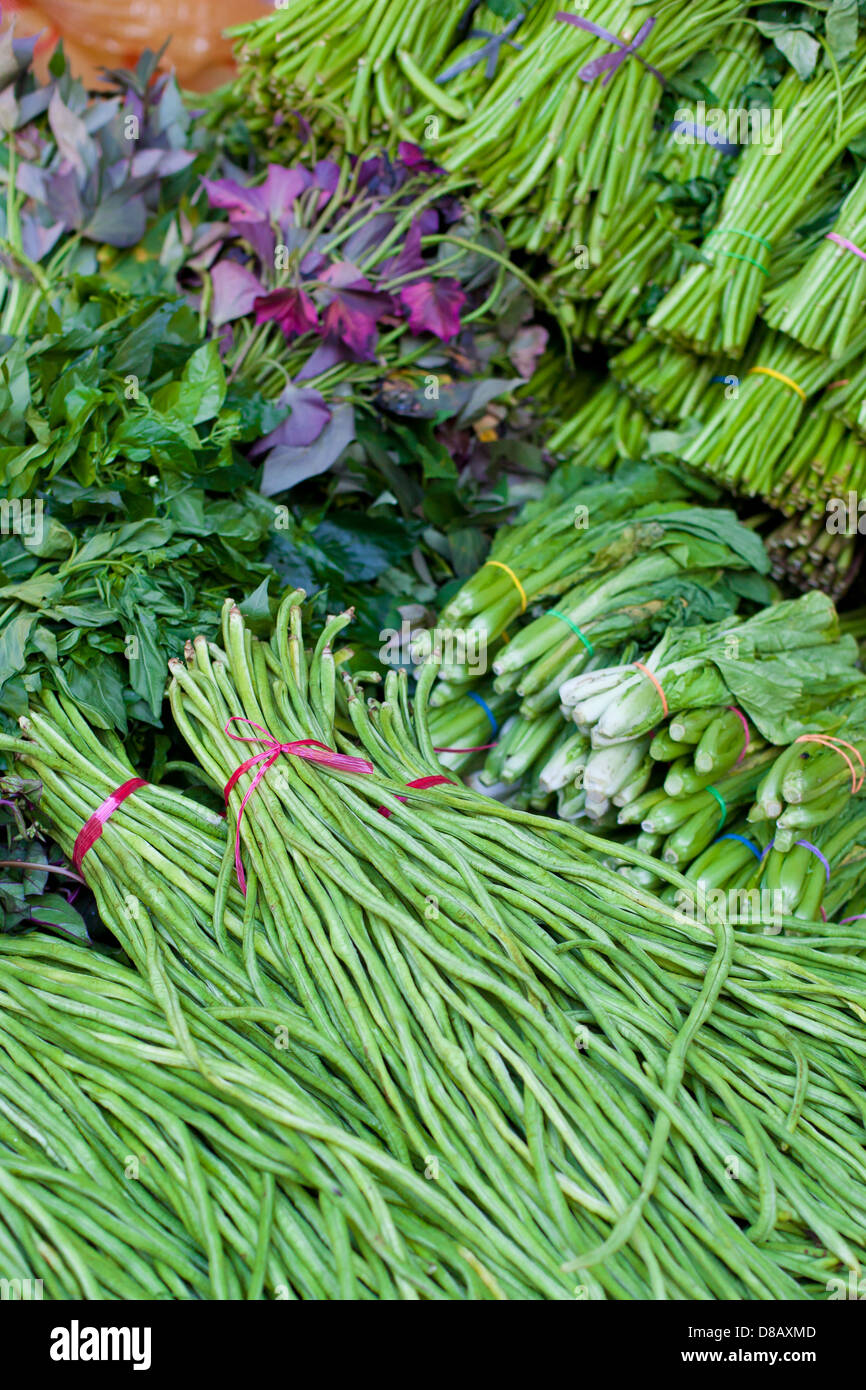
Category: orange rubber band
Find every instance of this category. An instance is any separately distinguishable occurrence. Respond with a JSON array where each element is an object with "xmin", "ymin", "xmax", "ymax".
[
  {"xmin": 795, "ymin": 734, "xmax": 865, "ymax": 794},
  {"xmin": 484, "ymin": 560, "xmax": 527, "ymax": 612},
  {"xmin": 633, "ymin": 662, "xmax": 668, "ymax": 718}
]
